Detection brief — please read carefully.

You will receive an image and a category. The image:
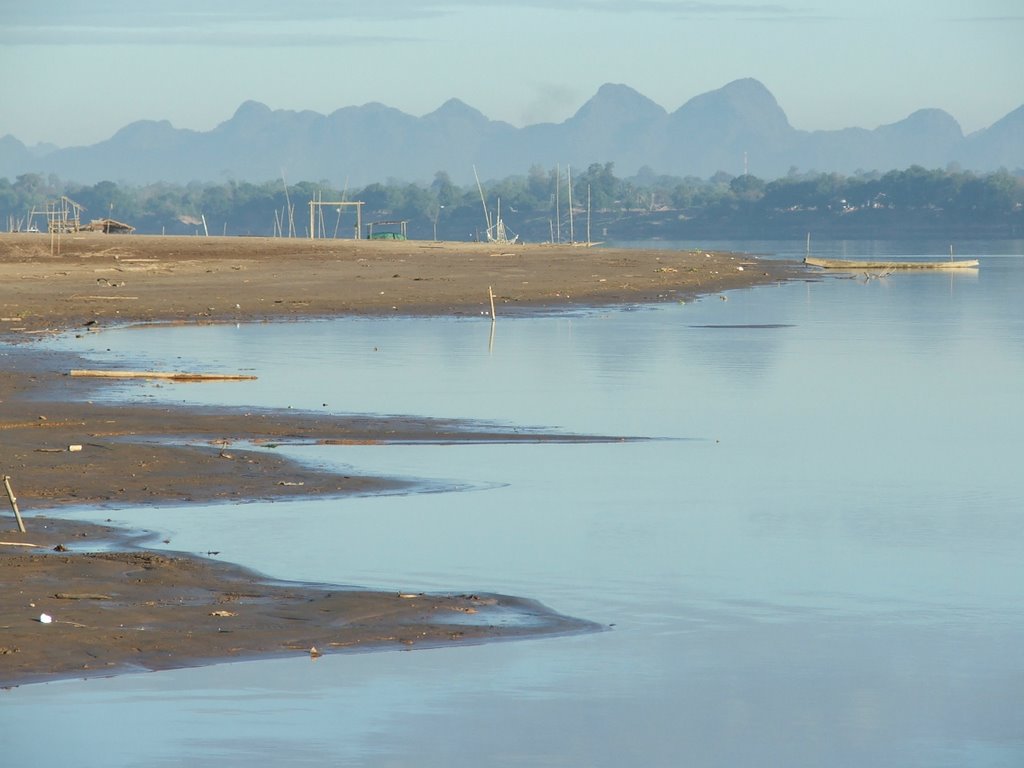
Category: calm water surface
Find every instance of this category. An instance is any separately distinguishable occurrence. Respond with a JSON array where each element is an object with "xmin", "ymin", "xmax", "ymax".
[{"xmin": 6, "ymin": 240, "xmax": 1024, "ymax": 767}]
